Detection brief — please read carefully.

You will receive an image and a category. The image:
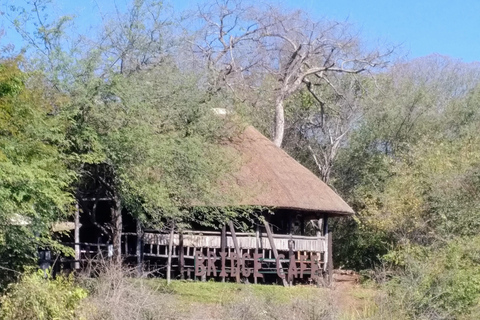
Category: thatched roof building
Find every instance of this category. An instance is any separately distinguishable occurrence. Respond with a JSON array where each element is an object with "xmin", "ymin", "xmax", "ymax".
[{"xmin": 225, "ymin": 126, "xmax": 354, "ymax": 216}]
